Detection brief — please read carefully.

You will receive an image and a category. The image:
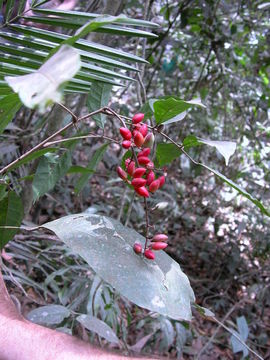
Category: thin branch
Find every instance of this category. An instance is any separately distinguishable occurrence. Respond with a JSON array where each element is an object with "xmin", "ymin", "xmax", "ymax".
[{"xmin": 44, "ymin": 134, "xmax": 119, "ymax": 147}]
